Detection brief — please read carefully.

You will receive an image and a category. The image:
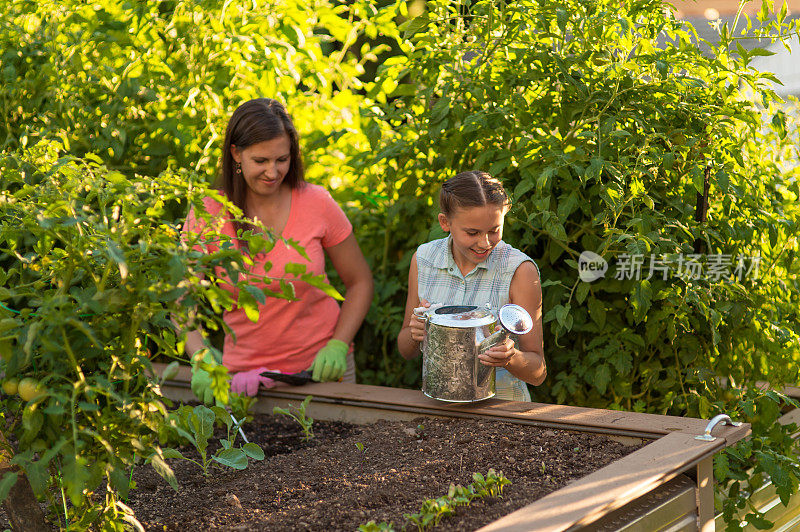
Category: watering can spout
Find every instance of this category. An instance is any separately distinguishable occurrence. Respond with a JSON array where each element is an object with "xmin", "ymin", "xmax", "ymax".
[{"xmin": 477, "ymin": 304, "xmax": 534, "ymax": 354}]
